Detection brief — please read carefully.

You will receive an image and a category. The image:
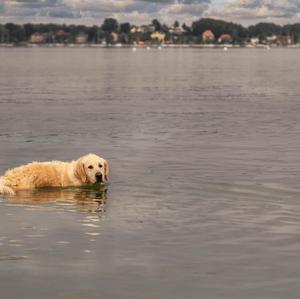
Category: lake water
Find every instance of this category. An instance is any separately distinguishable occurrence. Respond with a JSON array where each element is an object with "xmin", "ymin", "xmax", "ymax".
[{"xmin": 1, "ymin": 47, "xmax": 300, "ymax": 298}]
